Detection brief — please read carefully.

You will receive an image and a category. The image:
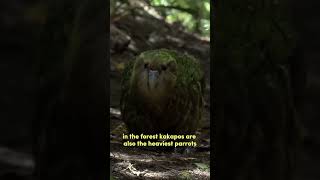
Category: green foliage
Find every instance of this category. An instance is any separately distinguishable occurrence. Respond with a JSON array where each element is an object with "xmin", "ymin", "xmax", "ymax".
[
  {"xmin": 110, "ymin": 0, "xmax": 210, "ymax": 37},
  {"xmin": 150, "ymin": 0, "xmax": 210, "ymax": 37},
  {"xmin": 194, "ymin": 162, "xmax": 210, "ymax": 171}
]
